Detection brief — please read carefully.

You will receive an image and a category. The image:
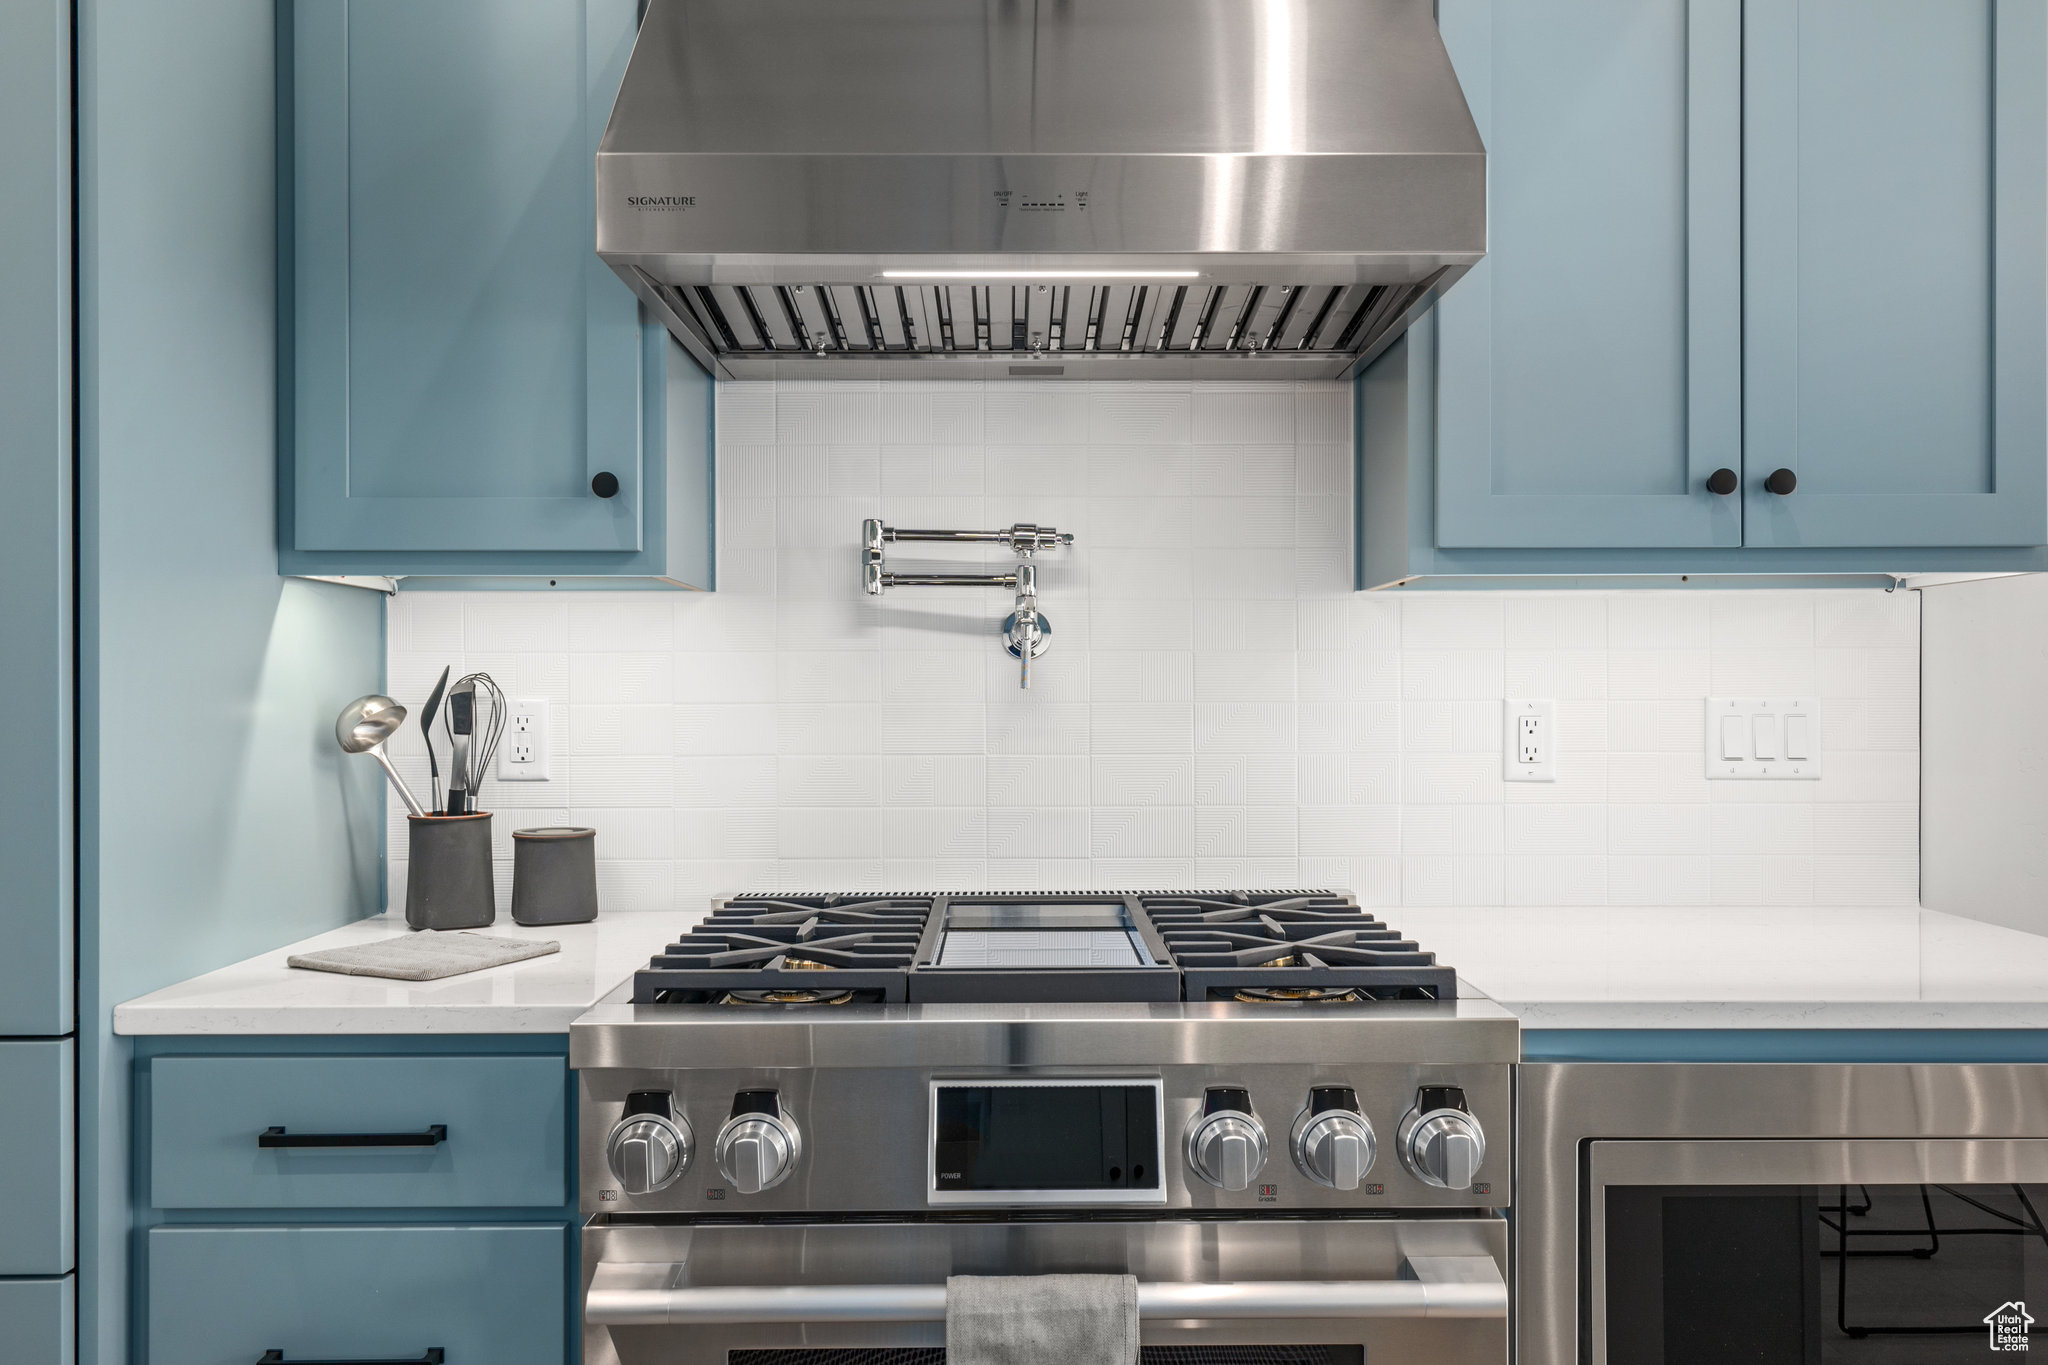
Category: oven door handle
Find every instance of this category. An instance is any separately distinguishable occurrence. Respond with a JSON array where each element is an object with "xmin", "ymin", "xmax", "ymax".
[{"xmin": 584, "ymin": 1255, "xmax": 1505, "ymax": 1324}]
